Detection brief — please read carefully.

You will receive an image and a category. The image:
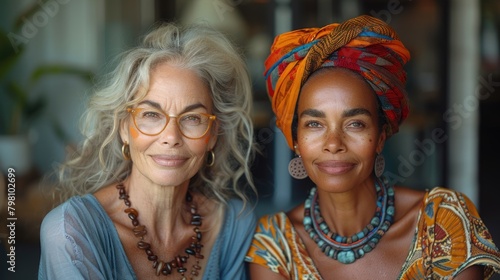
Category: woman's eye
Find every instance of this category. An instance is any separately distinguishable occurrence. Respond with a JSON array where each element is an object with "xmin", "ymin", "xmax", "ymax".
[
  {"xmin": 347, "ymin": 121, "xmax": 365, "ymax": 128},
  {"xmin": 180, "ymin": 114, "xmax": 203, "ymax": 125},
  {"xmin": 305, "ymin": 120, "xmax": 322, "ymax": 128},
  {"xmin": 142, "ymin": 111, "xmax": 162, "ymax": 119}
]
